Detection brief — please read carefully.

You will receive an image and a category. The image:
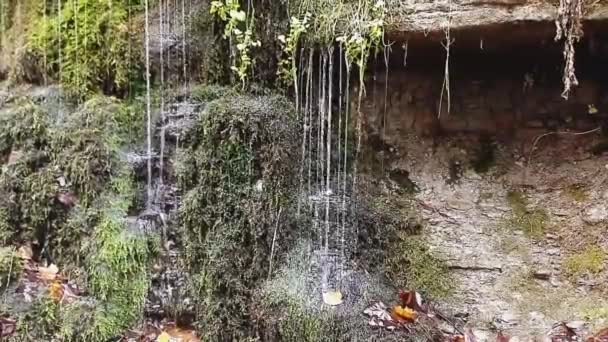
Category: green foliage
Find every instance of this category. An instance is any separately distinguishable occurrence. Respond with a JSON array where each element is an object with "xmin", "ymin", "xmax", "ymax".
[
  {"xmin": 190, "ymin": 84, "xmax": 238, "ymax": 102},
  {"xmin": 505, "ymin": 190, "xmax": 549, "ymax": 238},
  {"xmin": 564, "ymin": 245, "xmax": 606, "ymax": 277},
  {"xmin": 10, "ymin": 296, "xmax": 59, "ymax": 342},
  {"xmin": 178, "ymin": 91, "xmax": 300, "ymax": 339},
  {"xmin": 277, "ymin": 13, "xmax": 311, "ymax": 87},
  {"xmin": 28, "ymin": 0, "xmax": 141, "ymax": 97},
  {"xmin": 0, "ymin": 246, "xmax": 21, "ymax": 289},
  {"xmin": 0, "ymin": 94, "xmax": 141, "ymax": 260},
  {"xmin": 384, "ymin": 233, "xmax": 454, "ymax": 299},
  {"xmin": 210, "ymin": 0, "xmax": 261, "ymax": 87}
]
